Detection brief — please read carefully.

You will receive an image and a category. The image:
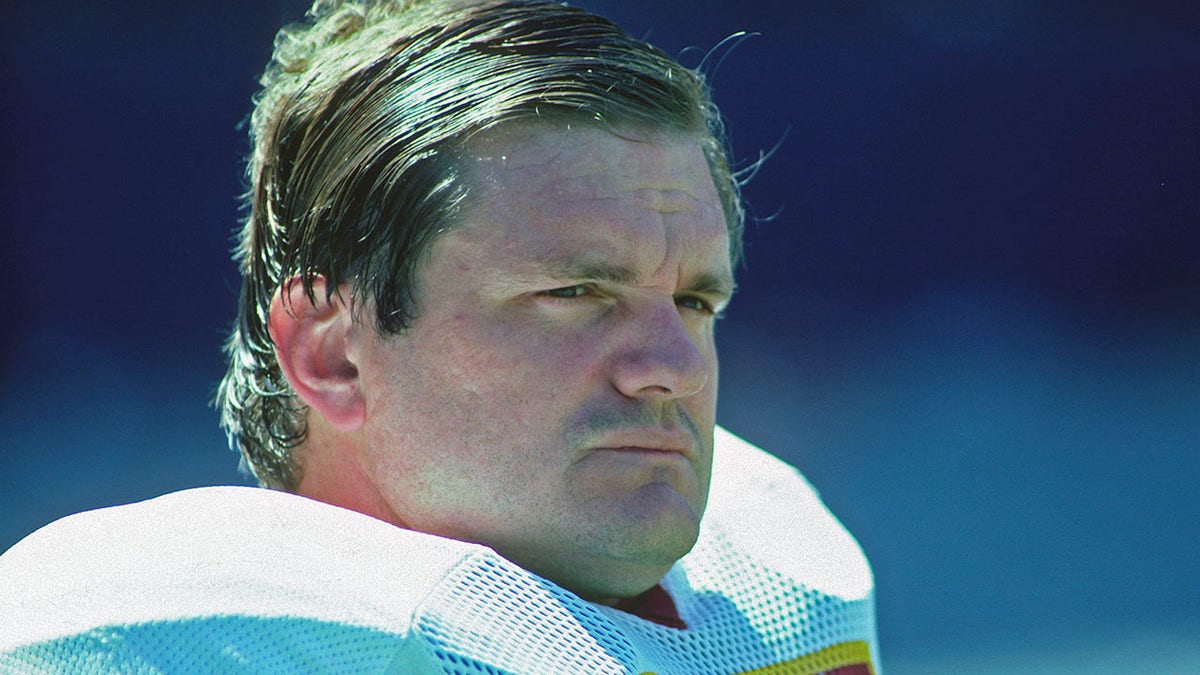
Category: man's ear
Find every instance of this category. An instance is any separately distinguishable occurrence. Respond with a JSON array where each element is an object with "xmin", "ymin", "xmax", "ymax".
[{"xmin": 268, "ymin": 276, "xmax": 366, "ymax": 432}]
